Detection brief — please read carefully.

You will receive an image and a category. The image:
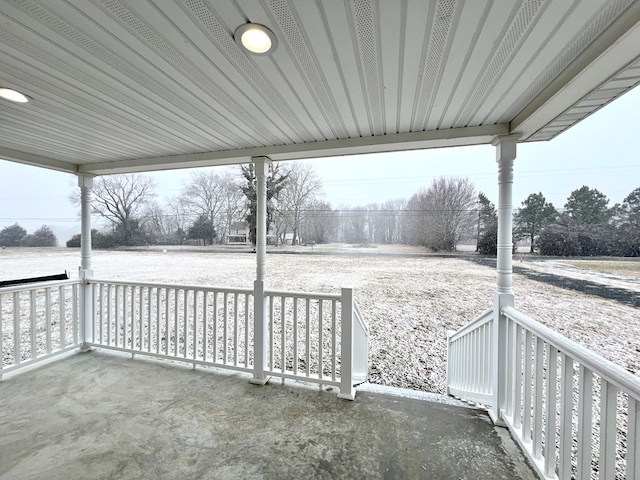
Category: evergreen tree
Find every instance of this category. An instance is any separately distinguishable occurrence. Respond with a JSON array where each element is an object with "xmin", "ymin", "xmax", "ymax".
[
  {"xmin": 612, "ymin": 186, "xmax": 640, "ymax": 256},
  {"xmin": 476, "ymin": 192, "xmax": 497, "ymax": 252},
  {"xmin": 565, "ymin": 186, "xmax": 610, "ymax": 224},
  {"xmin": 514, "ymin": 193, "xmax": 557, "ymax": 253},
  {"xmin": 618, "ymin": 187, "xmax": 640, "ymax": 228},
  {"xmin": 0, "ymin": 223, "xmax": 27, "ymax": 247},
  {"xmin": 188, "ymin": 214, "xmax": 217, "ymax": 245}
]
